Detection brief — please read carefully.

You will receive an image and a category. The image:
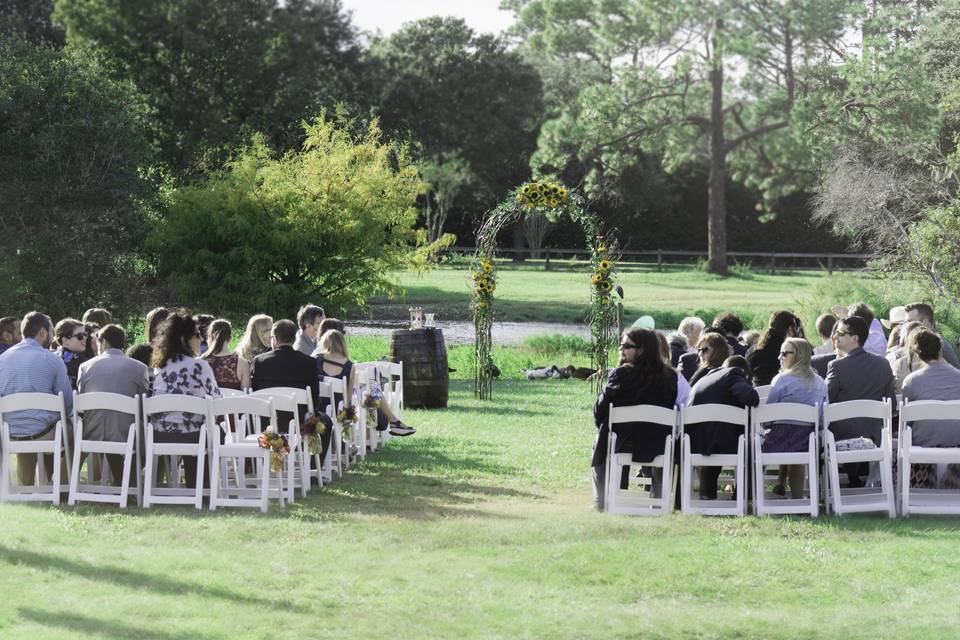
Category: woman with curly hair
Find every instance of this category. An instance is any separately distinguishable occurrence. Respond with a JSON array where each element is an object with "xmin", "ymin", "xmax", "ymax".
[{"xmin": 150, "ymin": 311, "xmax": 221, "ymax": 488}]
